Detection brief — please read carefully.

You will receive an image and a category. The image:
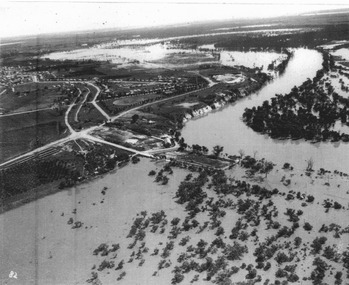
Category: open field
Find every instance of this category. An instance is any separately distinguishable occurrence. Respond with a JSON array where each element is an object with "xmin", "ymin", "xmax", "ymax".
[
  {"xmin": 112, "ymin": 93, "xmax": 165, "ymax": 106},
  {"xmin": 71, "ymin": 104, "xmax": 106, "ymax": 129},
  {"xmin": 0, "ymin": 82, "xmax": 66, "ymax": 114},
  {"xmin": 0, "ymin": 110, "xmax": 67, "ymax": 163}
]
